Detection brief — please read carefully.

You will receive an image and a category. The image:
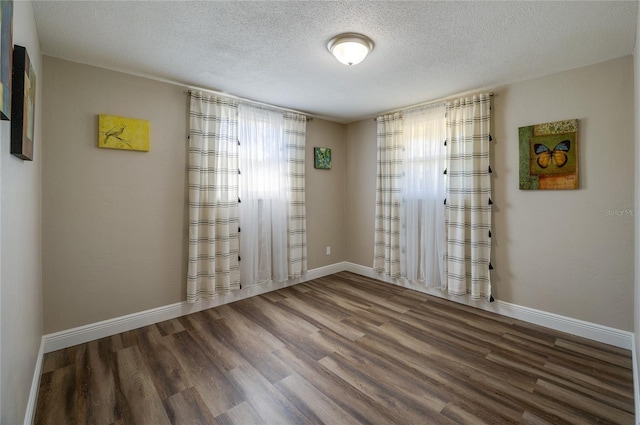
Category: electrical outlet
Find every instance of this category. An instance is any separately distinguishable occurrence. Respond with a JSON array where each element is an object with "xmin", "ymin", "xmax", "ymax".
[{"xmin": 326, "ymin": 246, "xmax": 331, "ymax": 255}]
